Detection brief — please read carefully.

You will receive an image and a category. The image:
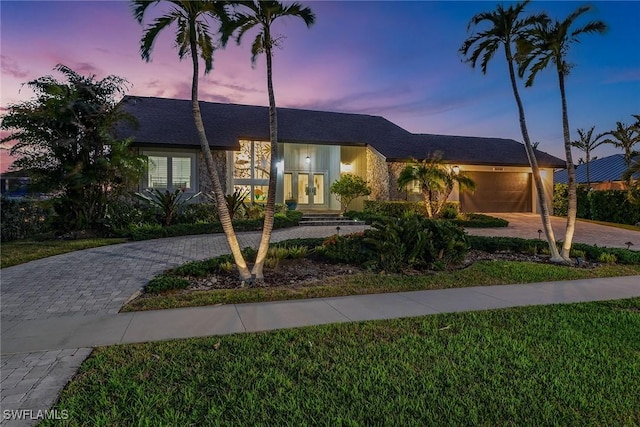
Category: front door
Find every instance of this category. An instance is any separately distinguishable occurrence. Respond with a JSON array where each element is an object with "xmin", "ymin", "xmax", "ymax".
[{"xmin": 285, "ymin": 171, "xmax": 328, "ymax": 209}]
